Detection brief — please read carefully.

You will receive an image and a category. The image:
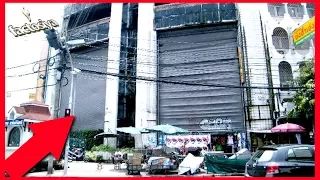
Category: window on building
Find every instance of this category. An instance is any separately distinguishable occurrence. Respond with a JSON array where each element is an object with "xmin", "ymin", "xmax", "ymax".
[
  {"xmin": 279, "ymin": 61, "xmax": 293, "ymax": 90},
  {"xmin": 306, "ymin": 3, "xmax": 315, "ymax": 18},
  {"xmin": 272, "ymin": 27, "xmax": 290, "ymax": 54},
  {"xmin": 9, "ymin": 111, "xmax": 15, "ymax": 120},
  {"xmin": 7, "ymin": 127, "xmax": 21, "ymax": 147},
  {"xmin": 155, "ymin": 3, "xmax": 170, "ymax": 6},
  {"xmin": 287, "ymin": 3, "xmax": 304, "ymax": 19},
  {"xmin": 268, "ymin": 3, "xmax": 285, "ymax": 17}
]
